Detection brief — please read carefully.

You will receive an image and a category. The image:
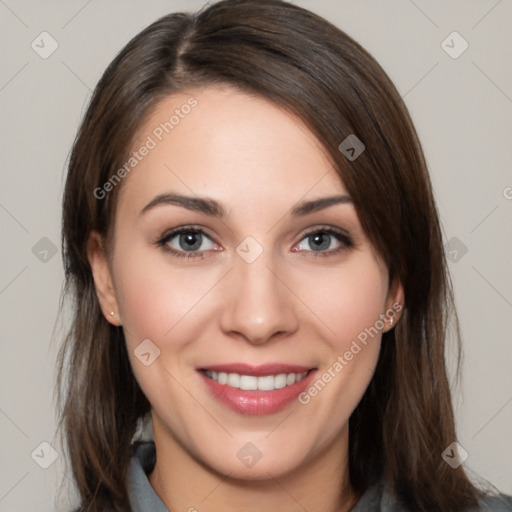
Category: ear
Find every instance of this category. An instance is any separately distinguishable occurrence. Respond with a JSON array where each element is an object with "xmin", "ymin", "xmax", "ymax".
[
  {"xmin": 383, "ymin": 277, "xmax": 404, "ymax": 332},
  {"xmin": 87, "ymin": 231, "xmax": 121, "ymax": 326}
]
